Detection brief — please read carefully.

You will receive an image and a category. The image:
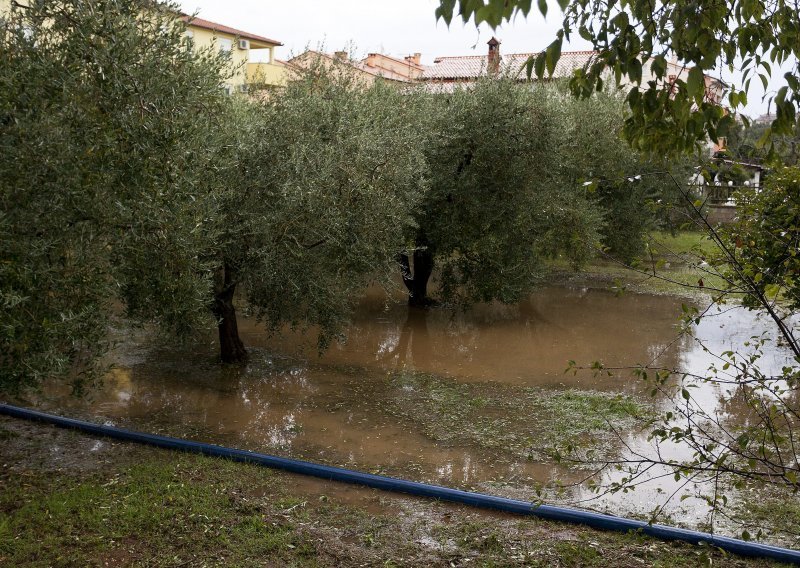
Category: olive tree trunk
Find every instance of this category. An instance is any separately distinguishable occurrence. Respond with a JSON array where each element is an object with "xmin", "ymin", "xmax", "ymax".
[
  {"xmin": 398, "ymin": 234, "xmax": 435, "ymax": 308},
  {"xmin": 212, "ymin": 264, "xmax": 247, "ymax": 363}
]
